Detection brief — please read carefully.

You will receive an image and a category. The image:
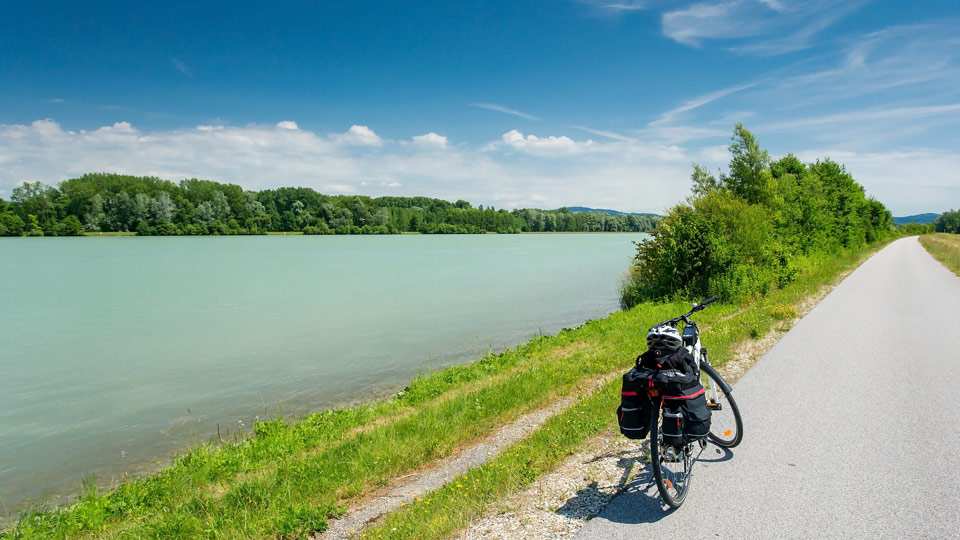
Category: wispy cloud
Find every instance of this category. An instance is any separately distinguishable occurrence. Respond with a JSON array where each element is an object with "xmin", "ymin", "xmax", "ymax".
[
  {"xmin": 577, "ymin": 0, "xmax": 649, "ymax": 16},
  {"xmin": 649, "ymin": 82, "xmax": 755, "ymax": 126},
  {"xmin": 768, "ymin": 22, "xmax": 960, "ymax": 107},
  {"xmin": 660, "ymin": 0, "xmax": 870, "ymax": 55},
  {"xmin": 759, "ymin": 104, "xmax": 960, "ymax": 132},
  {"xmin": 469, "ymin": 102, "xmax": 539, "ymax": 121},
  {"xmin": 570, "ymin": 125, "xmax": 637, "ymax": 142},
  {"xmin": 172, "ymin": 58, "xmax": 193, "ymax": 77},
  {"xmin": 48, "ymin": 98, "xmax": 66, "ymax": 104}
]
